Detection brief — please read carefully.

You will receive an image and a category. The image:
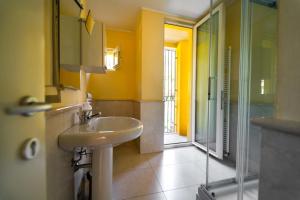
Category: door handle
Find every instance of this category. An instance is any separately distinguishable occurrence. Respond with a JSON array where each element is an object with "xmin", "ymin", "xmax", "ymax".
[
  {"xmin": 221, "ymin": 90, "xmax": 224, "ymax": 110},
  {"xmin": 5, "ymin": 96, "xmax": 52, "ymax": 117},
  {"xmin": 208, "ymin": 77, "xmax": 212, "ymax": 100}
]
